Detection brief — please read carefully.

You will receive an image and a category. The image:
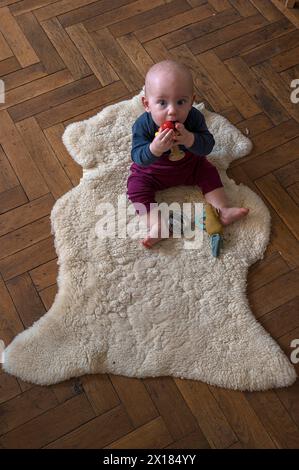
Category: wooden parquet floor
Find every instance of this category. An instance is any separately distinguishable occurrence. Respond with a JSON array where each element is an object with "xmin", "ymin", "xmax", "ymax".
[{"xmin": 0, "ymin": 0, "xmax": 299, "ymax": 449}]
